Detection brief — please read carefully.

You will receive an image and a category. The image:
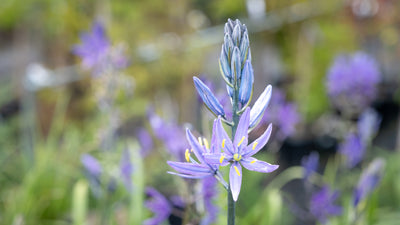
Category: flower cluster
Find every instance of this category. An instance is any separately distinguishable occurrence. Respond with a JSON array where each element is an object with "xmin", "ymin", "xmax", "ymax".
[
  {"xmin": 73, "ymin": 22, "xmax": 128, "ymax": 76},
  {"xmin": 326, "ymin": 52, "xmax": 381, "ymax": 114},
  {"xmin": 167, "ymin": 18, "xmax": 279, "ymax": 203}
]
